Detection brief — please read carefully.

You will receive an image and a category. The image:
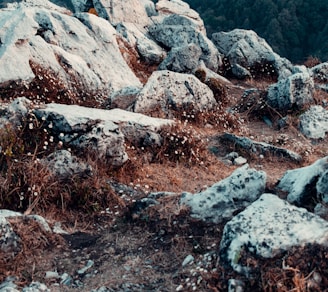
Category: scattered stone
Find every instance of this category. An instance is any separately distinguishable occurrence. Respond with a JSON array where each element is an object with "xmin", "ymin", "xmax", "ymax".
[
  {"xmin": 228, "ymin": 279, "xmax": 245, "ymax": 292},
  {"xmin": 181, "ymin": 164, "xmax": 266, "ymax": 223},
  {"xmin": 219, "ymin": 193, "xmax": 328, "ymax": 275},
  {"xmin": 45, "ymin": 271, "xmax": 60, "ymax": 279},
  {"xmin": 77, "ymin": 260, "xmax": 94, "ymax": 275},
  {"xmin": 22, "ymin": 282, "xmax": 49, "ymax": 292},
  {"xmin": 266, "ymin": 71, "xmax": 314, "ymax": 111},
  {"xmin": 233, "ymin": 156, "xmax": 247, "ymax": 166},
  {"xmin": 60, "ymin": 273, "xmax": 73, "ymax": 286},
  {"xmin": 182, "ymin": 254, "xmax": 195, "ymax": 267},
  {"xmin": 217, "ymin": 133, "xmax": 302, "ymax": 162},
  {"xmin": 299, "ymin": 106, "xmax": 328, "ymax": 139},
  {"xmin": 277, "ymin": 156, "xmax": 328, "ymax": 205},
  {"xmin": 0, "ymin": 277, "xmax": 19, "ymax": 292}
]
